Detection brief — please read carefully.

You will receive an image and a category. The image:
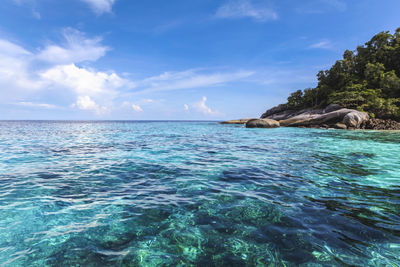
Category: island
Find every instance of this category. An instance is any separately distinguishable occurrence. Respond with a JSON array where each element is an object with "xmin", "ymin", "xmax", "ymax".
[{"xmin": 222, "ymin": 28, "xmax": 400, "ymax": 130}]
